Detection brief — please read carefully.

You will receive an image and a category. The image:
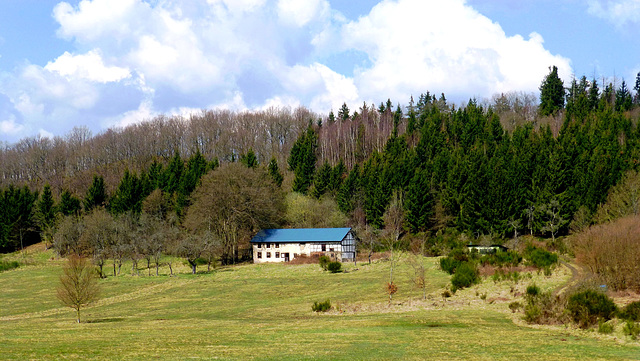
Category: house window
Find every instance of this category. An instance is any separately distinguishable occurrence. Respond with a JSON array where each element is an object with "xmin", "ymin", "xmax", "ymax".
[
  {"xmin": 321, "ymin": 244, "xmax": 326, "ymax": 252},
  {"xmin": 267, "ymin": 252, "xmax": 271, "ymax": 258},
  {"xmin": 330, "ymin": 247, "xmax": 334, "ymax": 252},
  {"xmin": 257, "ymin": 252, "xmax": 262, "ymax": 258},
  {"xmin": 275, "ymin": 243, "xmax": 279, "ymax": 248},
  {"xmin": 267, "ymin": 243, "xmax": 271, "ymax": 248},
  {"xmin": 275, "ymin": 252, "xmax": 280, "ymax": 258}
]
